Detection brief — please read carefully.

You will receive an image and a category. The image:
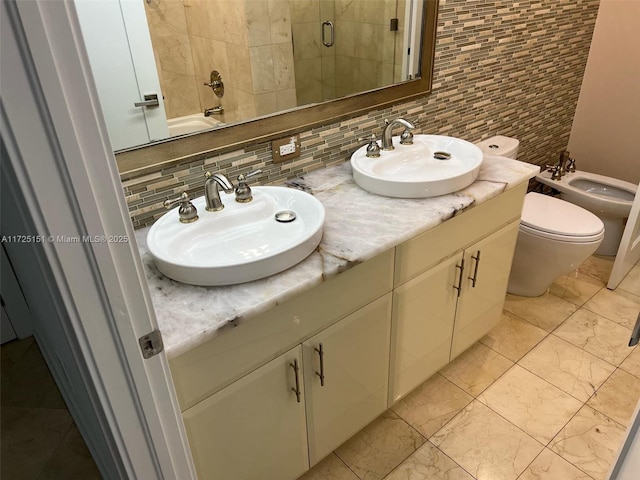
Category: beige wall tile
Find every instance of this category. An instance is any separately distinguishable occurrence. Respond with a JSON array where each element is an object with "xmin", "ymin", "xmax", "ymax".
[
  {"xmin": 554, "ymin": 309, "xmax": 633, "ymax": 365},
  {"xmin": 144, "ymin": 0, "xmax": 189, "ymax": 38},
  {"xmin": 269, "ymin": 0, "xmax": 293, "ymax": 45},
  {"xmin": 519, "ymin": 448, "xmax": 592, "ymax": 480},
  {"xmin": 254, "ymin": 92, "xmax": 277, "ymax": 117},
  {"xmin": 227, "ymin": 46, "xmax": 254, "ymax": 93},
  {"xmin": 550, "ymin": 406, "xmax": 626, "ymax": 480},
  {"xmin": 250, "ymin": 45, "xmax": 276, "ymax": 94},
  {"xmin": 504, "ymin": 293, "xmax": 579, "ymax": 332},
  {"xmin": 220, "ymin": 0, "xmax": 248, "ymax": 46},
  {"xmin": 276, "ymin": 88, "xmax": 298, "ymax": 110},
  {"xmin": 335, "ymin": 22, "xmax": 355, "ymax": 57},
  {"xmin": 439, "ymin": 343, "xmax": 513, "ymax": 397},
  {"xmin": 335, "ymin": 411, "xmax": 425, "ymax": 480},
  {"xmin": 587, "ymin": 368, "xmax": 640, "ymax": 427},
  {"xmin": 391, "ymin": 374, "xmax": 473, "ymax": 439},
  {"xmin": 431, "ymin": 401, "xmax": 543, "ymax": 480},
  {"xmin": 481, "ymin": 311, "xmax": 547, "ymax": 362},
  {"xmin": 292, "ymin": 22, "xmax": 322, "ymax": 61},
  {"xmin": 245, "ymin": 0, "xmax": 272, "ymax": 46},
  {"xmin": 385, "ymin": 441, "xmax": 473, "ymax": 480},
  {"xmin": 294, "ymin": 58, "xmax": 323, "ymax": 105},
  {"xmin": 519, "ymin": 334, "xmax": 615, "ymax": 402},
  {"xmin": 272, "ymin": 43, "xmax": 296, "ymax": 90},
  {"xmin": 584, "ymin": 288, "xmax": 640, "ymax": 329},
  {"xmin": 478, "ymin": 365, "xmax": 582, "ymax": 444},
  {"xmin": 290, "ymin": 0, "xmax": 320, "ymax": 24}
]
